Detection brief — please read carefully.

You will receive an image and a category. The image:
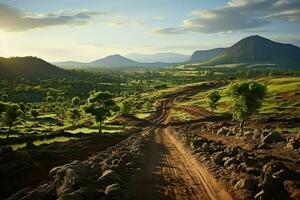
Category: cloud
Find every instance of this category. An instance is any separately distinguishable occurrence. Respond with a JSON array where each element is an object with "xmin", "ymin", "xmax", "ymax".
[
  {"xmin": 152, "ymin": 27, "xmax": 187, "ymax": 34},
  {"xmin": 153, "ymin": 0, "xmax": 300, "ymax": 34},
  {"xmin": 0, "ymin": 3, "xmax": 106, "ymax": 31},
  {"xmin": 104, "ymin": 15, "xmax": 145, "ymax": 27}
]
